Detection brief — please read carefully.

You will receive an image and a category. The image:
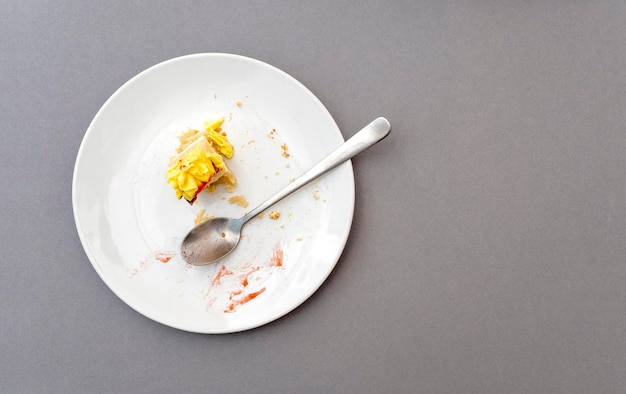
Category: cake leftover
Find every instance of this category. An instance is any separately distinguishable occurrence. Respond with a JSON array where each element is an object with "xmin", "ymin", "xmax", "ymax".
[{"xmin": 166, "ymin": 118, "xmax": 236, "ymax": 204}]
